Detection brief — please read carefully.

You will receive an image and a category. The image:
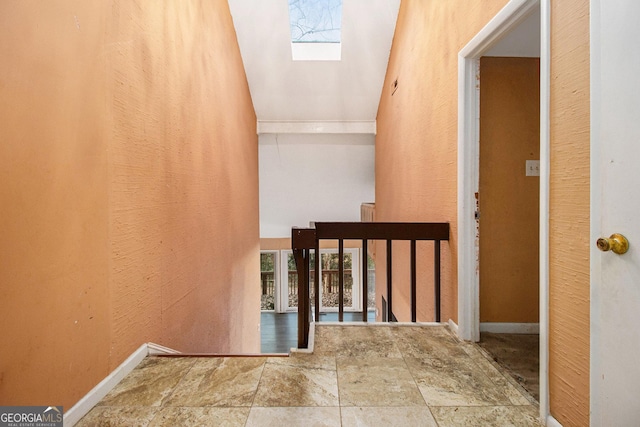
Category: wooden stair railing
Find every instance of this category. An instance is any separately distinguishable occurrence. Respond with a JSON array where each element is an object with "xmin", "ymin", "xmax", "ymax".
[{"xmin": 292, "ymin": 222, "xmax": 450, "ymax": 348}]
